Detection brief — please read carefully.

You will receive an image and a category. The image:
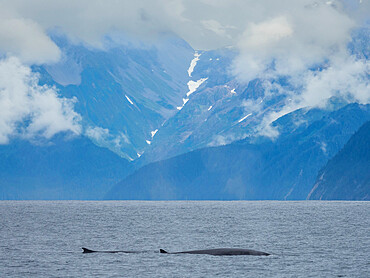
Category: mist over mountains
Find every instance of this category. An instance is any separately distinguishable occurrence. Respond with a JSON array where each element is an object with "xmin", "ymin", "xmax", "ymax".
[{"xmin": 0, "ymin": 1, "xmax": 369, "ymax": 200}]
